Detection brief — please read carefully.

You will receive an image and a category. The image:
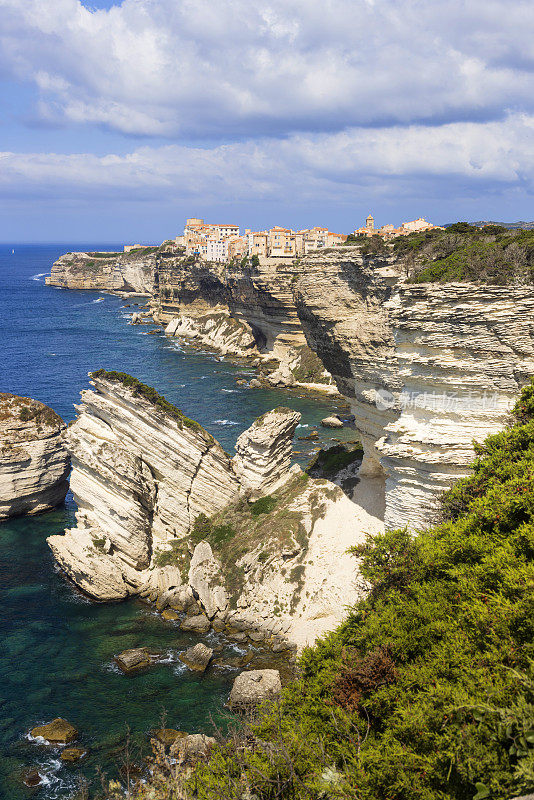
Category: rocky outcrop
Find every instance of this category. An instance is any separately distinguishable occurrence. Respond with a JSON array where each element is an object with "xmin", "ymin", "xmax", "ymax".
[
  {"xmin": 46, "ymin": 249, "xmax": 156, "ymax": 293},
  {"xmin": 47, "ymin": 372, "xmax": 301, "ymax": 601},
  {"xmin": 155, "ymin": 256, "xmax": 335, "ymax": 391},
  {"xmin": 0, "ymin": 394, "xmax": 69, "ymax": 520},
  {"xmin": 232, "ymin": 407, "xmax": 301, "ymax": 495},
  {"xmin": 293, "ymin": 247, "xmax": 534, "ymax": 529},
  {"xmin": 228, "ymin": 669, "xmax": 282, "ymax": 710},
  {"xmin": 165, "ymin": 311, "xmax": 258, "ymax": 357}
]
